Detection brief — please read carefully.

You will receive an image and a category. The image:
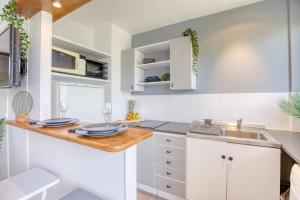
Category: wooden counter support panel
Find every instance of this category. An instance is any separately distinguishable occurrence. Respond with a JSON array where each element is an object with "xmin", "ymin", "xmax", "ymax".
[
  {"xmin": 7, "ymin": 121, "xmax": 153, "ymax": 152},
  {"xmin": 16, "ymin": 0, "xmax": 91, "ymax": 22}
]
